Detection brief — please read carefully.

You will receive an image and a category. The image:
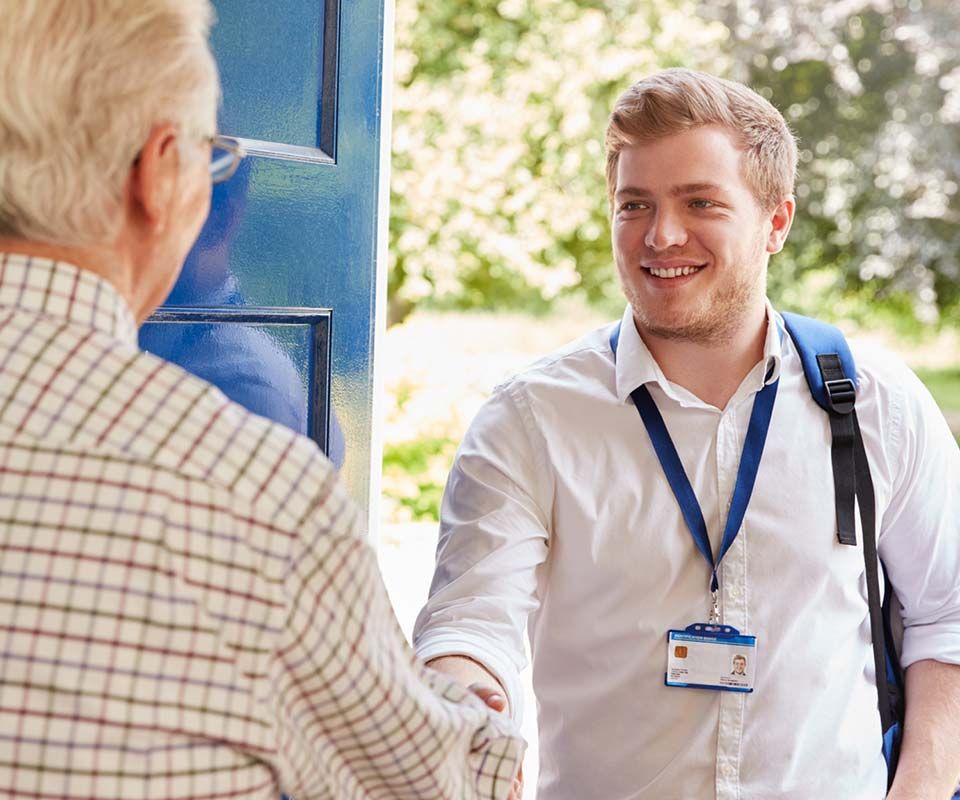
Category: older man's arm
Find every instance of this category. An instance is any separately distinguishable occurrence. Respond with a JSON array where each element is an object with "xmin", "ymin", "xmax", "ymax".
[
  {"xmin": 426, "ymin": 656, "xmax": 525, "ymax": 800},
  {"xmin": 886, "ymin": 660, "xmax": 960, "ymax": 800},
  {"xmin": 272, "ymin": 474, "xmax": 525, "ymax": 800}
]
